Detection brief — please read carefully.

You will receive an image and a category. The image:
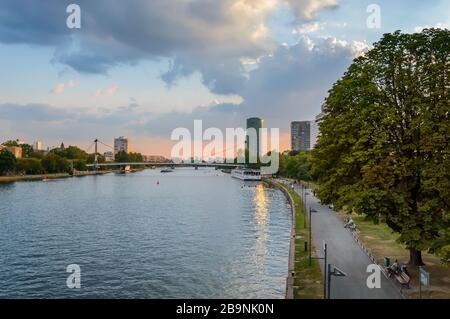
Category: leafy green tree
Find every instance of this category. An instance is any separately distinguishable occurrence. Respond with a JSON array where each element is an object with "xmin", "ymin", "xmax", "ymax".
[
  {"xmin": 73, "ymin": 160, "xmax": 87, "ymax": 171},
  {"xmin": 0, "ymin": 150, "xmax": 17, "ymax": 175},
  {"xmin": 311, "ymin": 29, "xmax": 450, "ymax": 265},
  {"xmin": 279, "ymin": 152, "xmax": 312, "ymax": 181},
  {"xmin": 129, "ymin": 152, "xmax": 144, "ymax": 163},
  {"xmin": 29, "ymin": 150, "xmax": 46, "ymax": 160},
  {"xmin": 53, "ymin": 146, "xmax": 88, "ymax": 160},
  {"xmin": 20, "ymin": 144, "xmax": 33, "ymax": 158},
  {"xmin": 16, "ymin": 158, "xmax": 44, "ymax": 175},
  {"xmin": 42, "ymin": 153, "xmax": 70, "ymax": 173},
  {"xmin": 114, "ymin": 151, "xmax": 144, "ymax": 163},
  {"xmin": 115, "ymin": 151, "xmax": 130, "ymax": 163},
  {"xmin": 2, "ymin": 140, "xmax": 19, "ymax": 147}
]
